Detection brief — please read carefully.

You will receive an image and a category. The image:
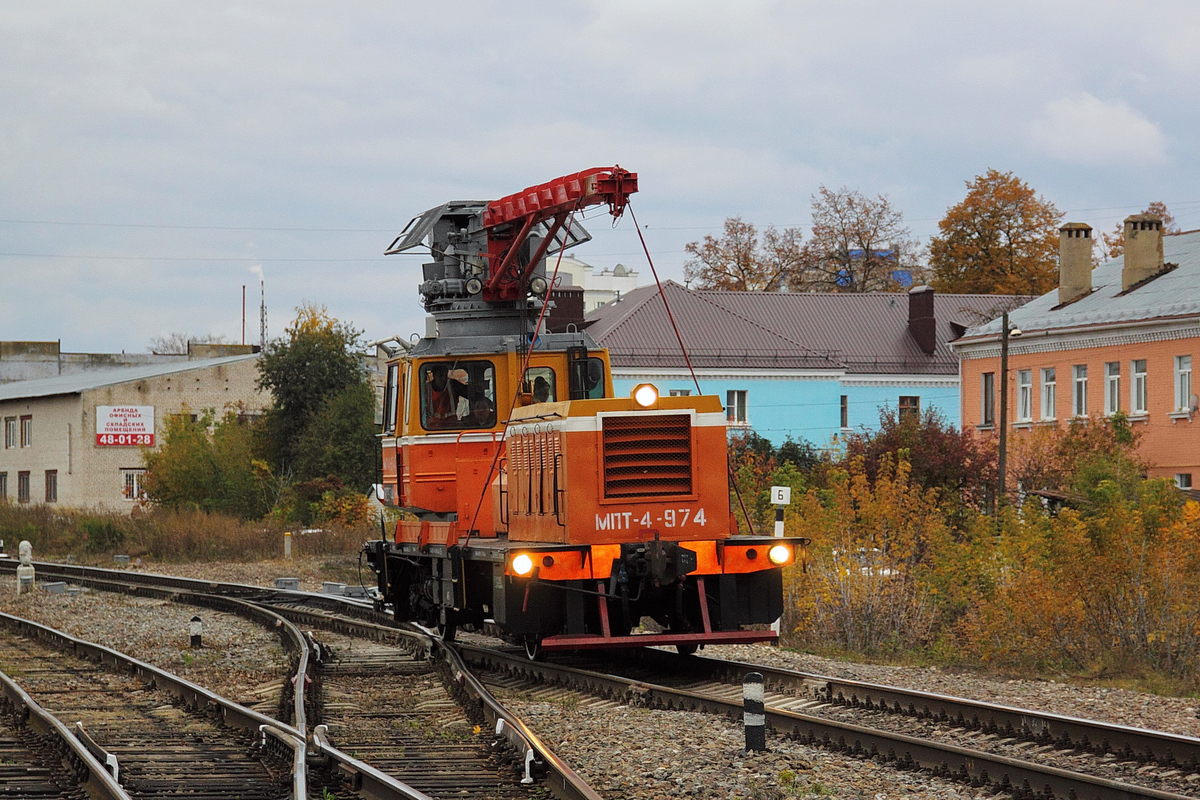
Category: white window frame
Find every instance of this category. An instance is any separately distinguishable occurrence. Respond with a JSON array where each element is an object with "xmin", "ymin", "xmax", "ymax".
[
  {"xmin": 1016, "ymin": 370, "xmax": 1032, "ymax": 422},
  {"xmin": 726, "ymin": 390, "xmax": 748, "ymax": 426},
  {"xmin": 1131, "ymin": 359, "xmax": 1148, "ymax": 415},
  {"xmin": 668, "ymin": 389, "xmax": 692, "ymax": 397},
  {"xmin": 17, "ymin": 471, "xmax": 30, "ymax": 504},
  {"xmin": 1176, "ymin": 355, "xmax": 1192, "ymax": 411},
  {"xmin": 981, "ymin": 372, "xmax": 995, "ymax": 427},
  {"xmin": 19, "ymin": 415, "xmax": 31, "ymax": 448},
  {"xmin": 840, "ymin": 394, "xmax": 849, "ymax": 429},
  {"xmin": 122, "ymin": 468, "xmax": 147, "ymax": 501},
  {"xmin": 3, "ymin": 418, "xmax": 14, "ymax": 449},
  {"xmin": 1175, "ymin": 473, "xmax": 1192, "ymax": 489},
  {"xmin": 1040, "ymin": 368, "xmax": 1056, "ymax": 420},
  {"xmin": 44, "ymin": 470, "xmax": 57, "ymax": 504},
  {"xmin": 1105, "ymin": 362, "xmax": 1120, "ymax": 416},
  {"xmin": 1072, "ymin": 365, "xmax": 1088, "ymax": 418}
]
